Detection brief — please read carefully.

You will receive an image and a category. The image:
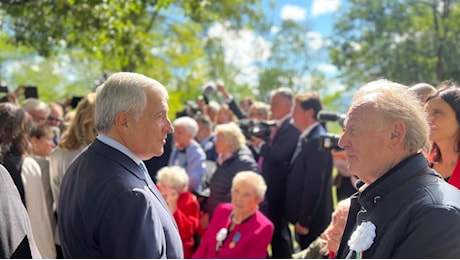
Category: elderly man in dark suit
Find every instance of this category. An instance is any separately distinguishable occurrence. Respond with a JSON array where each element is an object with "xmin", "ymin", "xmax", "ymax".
[
  {"xmin": 285, "ymin": 92, "xmax": 334, "ymax": 251},
  {"xmin": 252, "ymin": 87, "xmax": 300, "ymax": 258},
  {"xmin": 58, "ymin": 72, "xmax": 183, "ymax": 258}
]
